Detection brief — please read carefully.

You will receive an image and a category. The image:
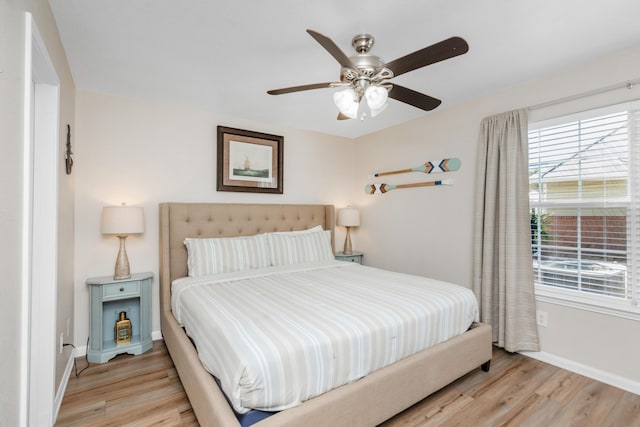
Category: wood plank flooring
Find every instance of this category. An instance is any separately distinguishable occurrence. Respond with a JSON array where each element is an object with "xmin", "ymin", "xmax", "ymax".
[
  {"xmin": 56, "ymin": 340, "xmax": 640, "ymax": 427},
  {"xmin": 56, "ymin": 341, "xmax": 197, "ymax": 426}
]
